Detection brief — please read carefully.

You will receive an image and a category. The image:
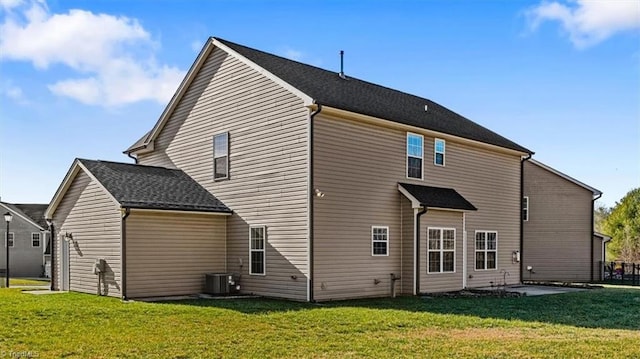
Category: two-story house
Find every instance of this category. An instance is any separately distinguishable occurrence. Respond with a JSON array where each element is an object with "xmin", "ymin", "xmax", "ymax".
[
  {"xmin": 45, "ymin": 37, "xmax": 534, "ymax": 301},
  {"xmin": 1, "ymin": 202, "xmax": 49, "ymax": 278}
]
